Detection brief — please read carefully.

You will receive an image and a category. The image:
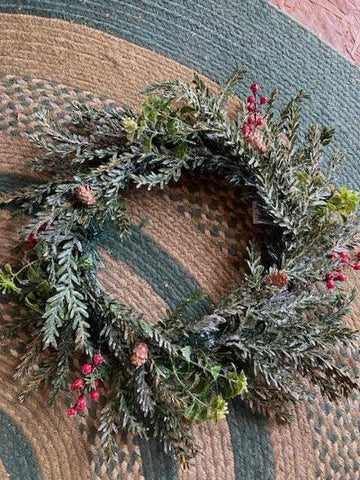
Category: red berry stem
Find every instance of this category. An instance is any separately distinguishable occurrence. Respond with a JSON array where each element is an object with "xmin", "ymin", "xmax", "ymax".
[
  {"xmin": 241, "ymin": 83, "xmax": 267, "ymax": 137},
  {"xmin": 67, "ymin": 353, "xmax": 104, "ymax": 417}
]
